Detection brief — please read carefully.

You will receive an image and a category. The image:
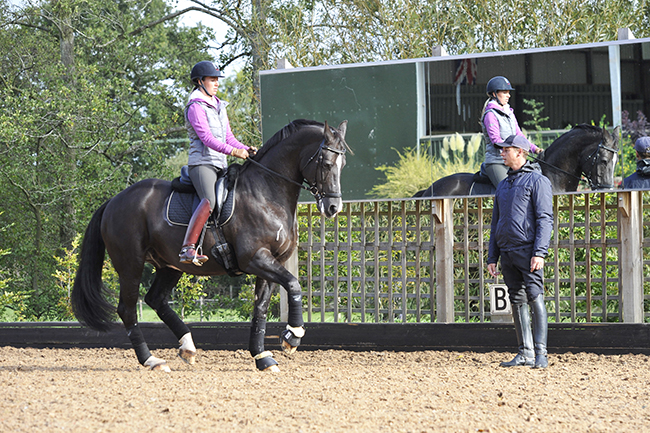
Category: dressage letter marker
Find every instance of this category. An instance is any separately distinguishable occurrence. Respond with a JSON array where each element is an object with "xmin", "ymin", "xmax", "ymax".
[{"xmin": 489, "ymin": 284, "xmax": 512, "ymax": 323}]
